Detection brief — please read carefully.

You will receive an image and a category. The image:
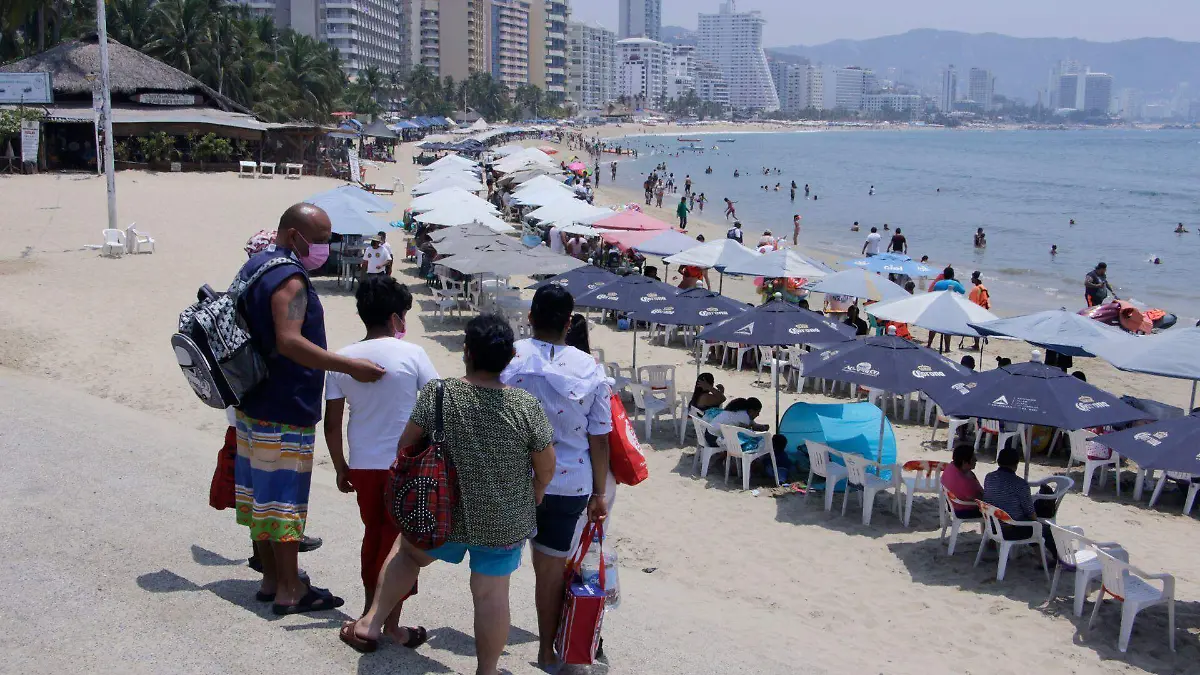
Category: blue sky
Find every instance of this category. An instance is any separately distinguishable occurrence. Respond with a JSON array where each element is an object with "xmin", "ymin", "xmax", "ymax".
[{"xmin": 570, "ymin": 0, "xmax": 1200, "ymax": 48}]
